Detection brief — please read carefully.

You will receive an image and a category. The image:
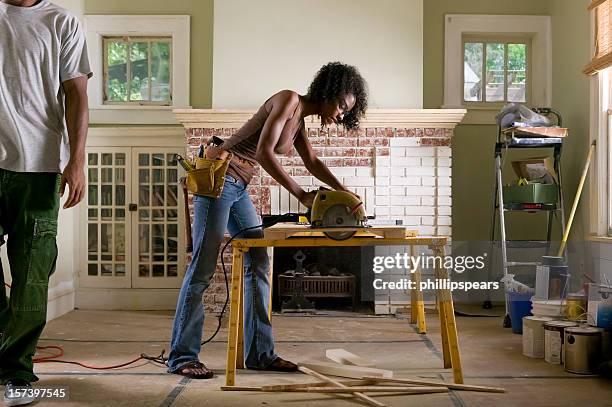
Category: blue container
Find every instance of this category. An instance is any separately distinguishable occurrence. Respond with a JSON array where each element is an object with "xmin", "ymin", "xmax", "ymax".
[{"xmin": 508, "ymin": 291, "xmax": 533, "ymax": 334}]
